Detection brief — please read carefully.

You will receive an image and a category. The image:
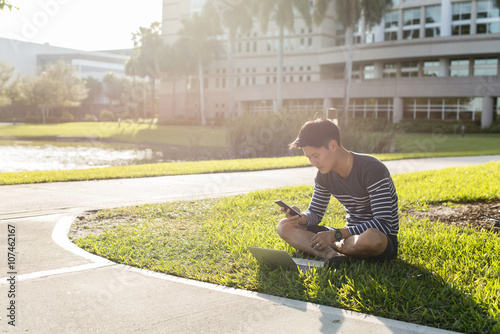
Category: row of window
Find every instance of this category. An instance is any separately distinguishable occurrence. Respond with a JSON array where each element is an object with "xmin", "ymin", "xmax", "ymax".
[
  {"xmin": 197, "ymin": 57, "xmax": 498, "ymax": 89},
  {"xmin": 343, "ymin": 0, "xmax": 500, "ymax": 44},
  {"xmin": 213, "ymin": 74, "xmax": 314, "ymax": 89},
  {"xmin": 359, "ymin": 58, "xmax": 499, "ymax": 79},
  {"xmin": 328, "ymin": 97, "xmax": 495, "ymax": 121},
  {"xmin": 236, "ymin": 36, "xmax": 314, "ymax": 53},
  {"xmin": 227, "ymin": 1, "xmax": 499, "ymax": 53},
  {"xmin": 384, "ymin": 0, "xmax": 499, "ymax": 41}
]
